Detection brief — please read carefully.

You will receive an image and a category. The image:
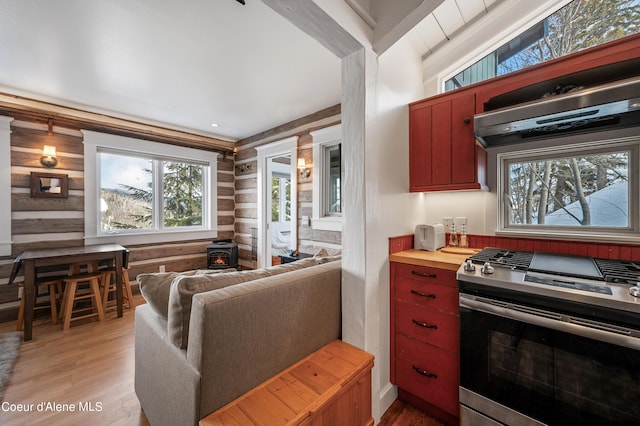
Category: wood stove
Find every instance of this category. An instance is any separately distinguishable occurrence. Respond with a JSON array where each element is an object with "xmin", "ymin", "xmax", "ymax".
[{"xmin": 206, "ymin": 240, "xmax": 239, "ymax": 269}]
